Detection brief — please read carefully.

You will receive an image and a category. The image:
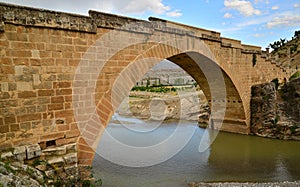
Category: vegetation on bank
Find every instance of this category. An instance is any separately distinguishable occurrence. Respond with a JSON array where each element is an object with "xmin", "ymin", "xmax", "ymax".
[
  {"xmin": 268, "ymin": 30, "xmax": 300, "ymax": 70},
  {"xmin": 131, "ymin": 85, "xmax": 176, "ymax": 93},
  {"xmin": 131, "ymin": 84, "xmax": 197, "ymax": 93},
  {"xmin": 269, "ymin": 30, "xmax": 300, "ymax": 52},
  {"xmin": 289, "ymin": 71, "xmax": 300, "ymax": 81}
]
